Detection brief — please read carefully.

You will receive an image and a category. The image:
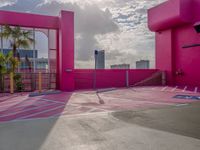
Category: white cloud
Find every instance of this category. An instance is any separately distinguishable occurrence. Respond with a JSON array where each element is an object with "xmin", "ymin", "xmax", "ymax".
[
  {"xmin": 0, "ymin": 0, "xmax": 16, "ymax": 7},
  {"xmin": 0, "ymin": 0, "xmax": 166, "ymax": 69},
  {"xmin": 36, "ymin": 1, "xmax": 119, "ymax": 62},
  {"xmin": 94, "ymin": 0, "xmax": 165, "ymax": 68}
]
